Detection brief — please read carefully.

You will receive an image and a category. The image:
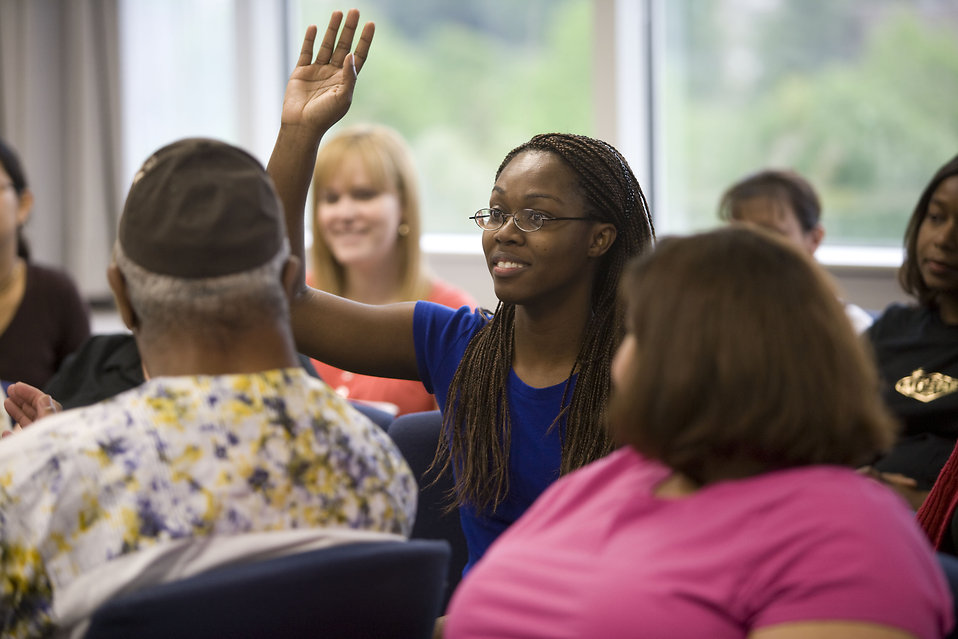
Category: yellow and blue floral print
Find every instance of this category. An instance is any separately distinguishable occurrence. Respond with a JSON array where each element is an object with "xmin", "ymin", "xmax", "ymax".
[{"xmin": 0, "ymin": 368, "xmax": 415, "ymax": 637}]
